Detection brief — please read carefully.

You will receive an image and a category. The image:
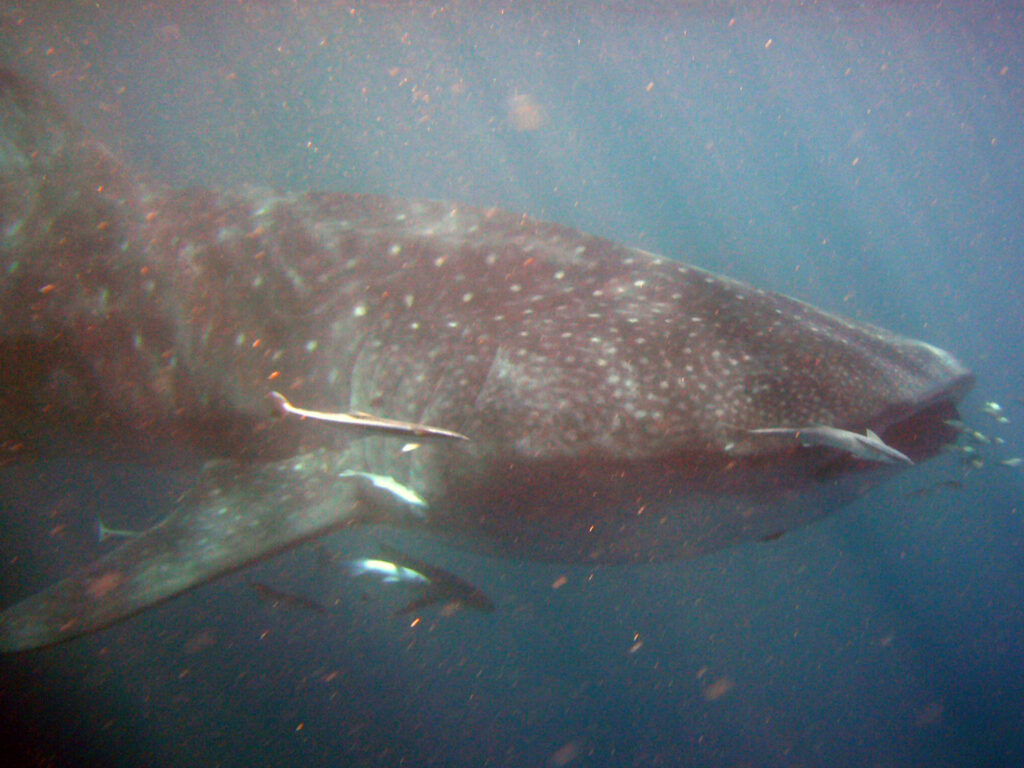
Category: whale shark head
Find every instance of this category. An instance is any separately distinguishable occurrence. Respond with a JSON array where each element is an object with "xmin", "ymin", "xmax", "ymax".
[{"xmin": 264, "ymin": 195, "xmax": 970, "ymax": 562}]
